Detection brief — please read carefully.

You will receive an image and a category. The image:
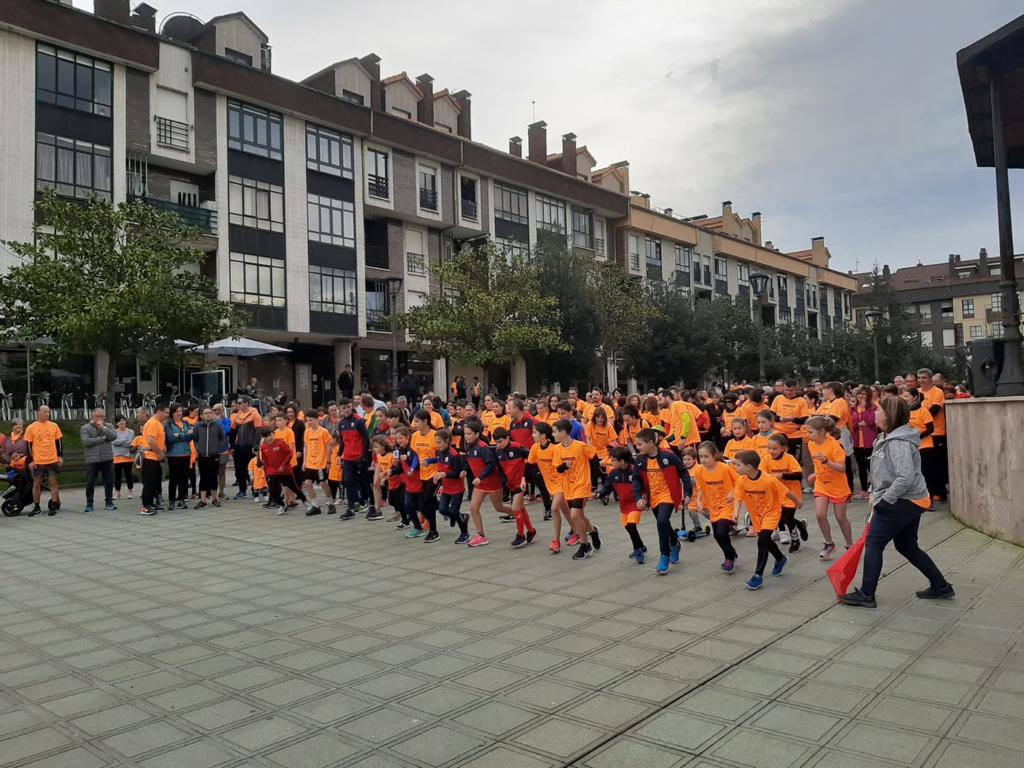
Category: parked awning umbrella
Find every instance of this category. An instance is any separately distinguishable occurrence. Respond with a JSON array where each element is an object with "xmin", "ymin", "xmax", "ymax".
[{"xmin": 189, "ymin": 336, "xmax": 291, "ymax": 358}]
